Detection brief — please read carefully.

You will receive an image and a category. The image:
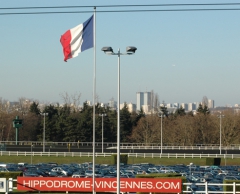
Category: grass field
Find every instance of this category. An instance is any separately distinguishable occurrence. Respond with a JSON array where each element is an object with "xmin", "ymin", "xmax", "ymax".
[{"xmin": 1, "ymin": 155, "xmax": 240, "ymax": 166}]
